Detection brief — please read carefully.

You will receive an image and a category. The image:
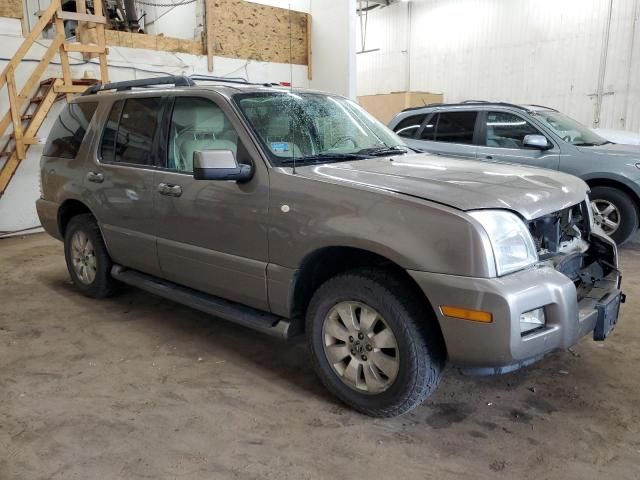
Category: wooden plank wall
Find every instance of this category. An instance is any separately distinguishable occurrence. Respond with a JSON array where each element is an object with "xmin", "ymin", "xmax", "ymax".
[
  {"xmin": 0, "ymin": 0, "xmax": 23, "ymax": 19},
  {"xmin": 211, "ymin": 0, "xmax": 309, "ymax": 65}
]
